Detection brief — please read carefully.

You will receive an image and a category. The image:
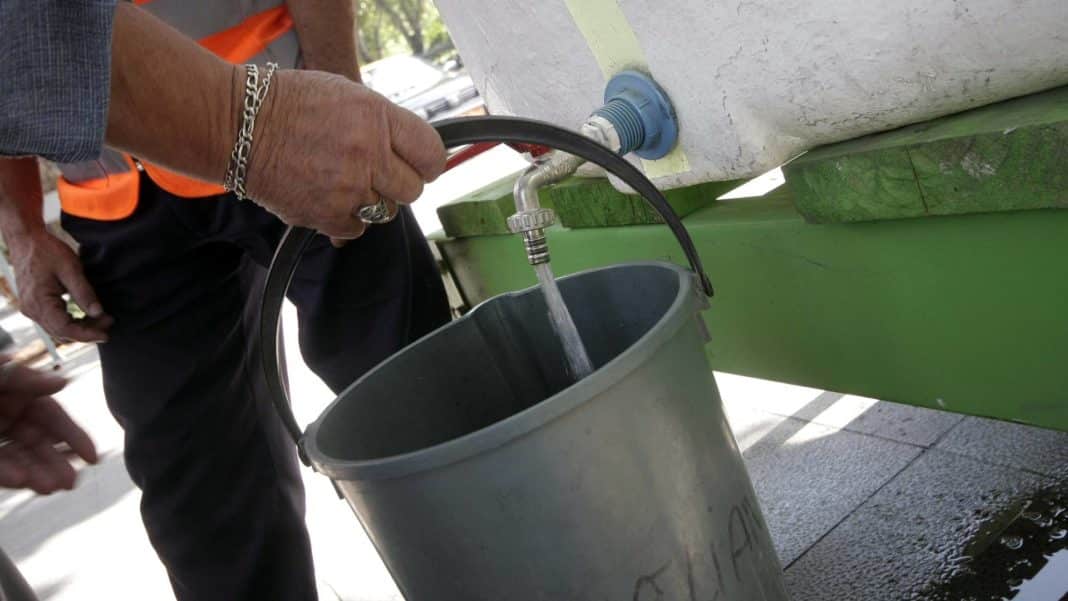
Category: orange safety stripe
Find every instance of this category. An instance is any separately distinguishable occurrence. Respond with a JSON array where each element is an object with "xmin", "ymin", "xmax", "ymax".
[
  {"xmin": 200, "ymin": 6, "xmax": 294, "ymax": 64},
  {"xmin": 136, "ymin": 5, "xmax": 293, "ymax": 198},
  {"xmin": 60, "ymin": 4, "xmax": 293, "ymax": 213},
  {"xmin": 57, "ymin": 156, "xmax": 140, "ymax": 221},
  {"xmin": 140, "ymin": 163, "xmax": 227, "ymax": 198}
]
